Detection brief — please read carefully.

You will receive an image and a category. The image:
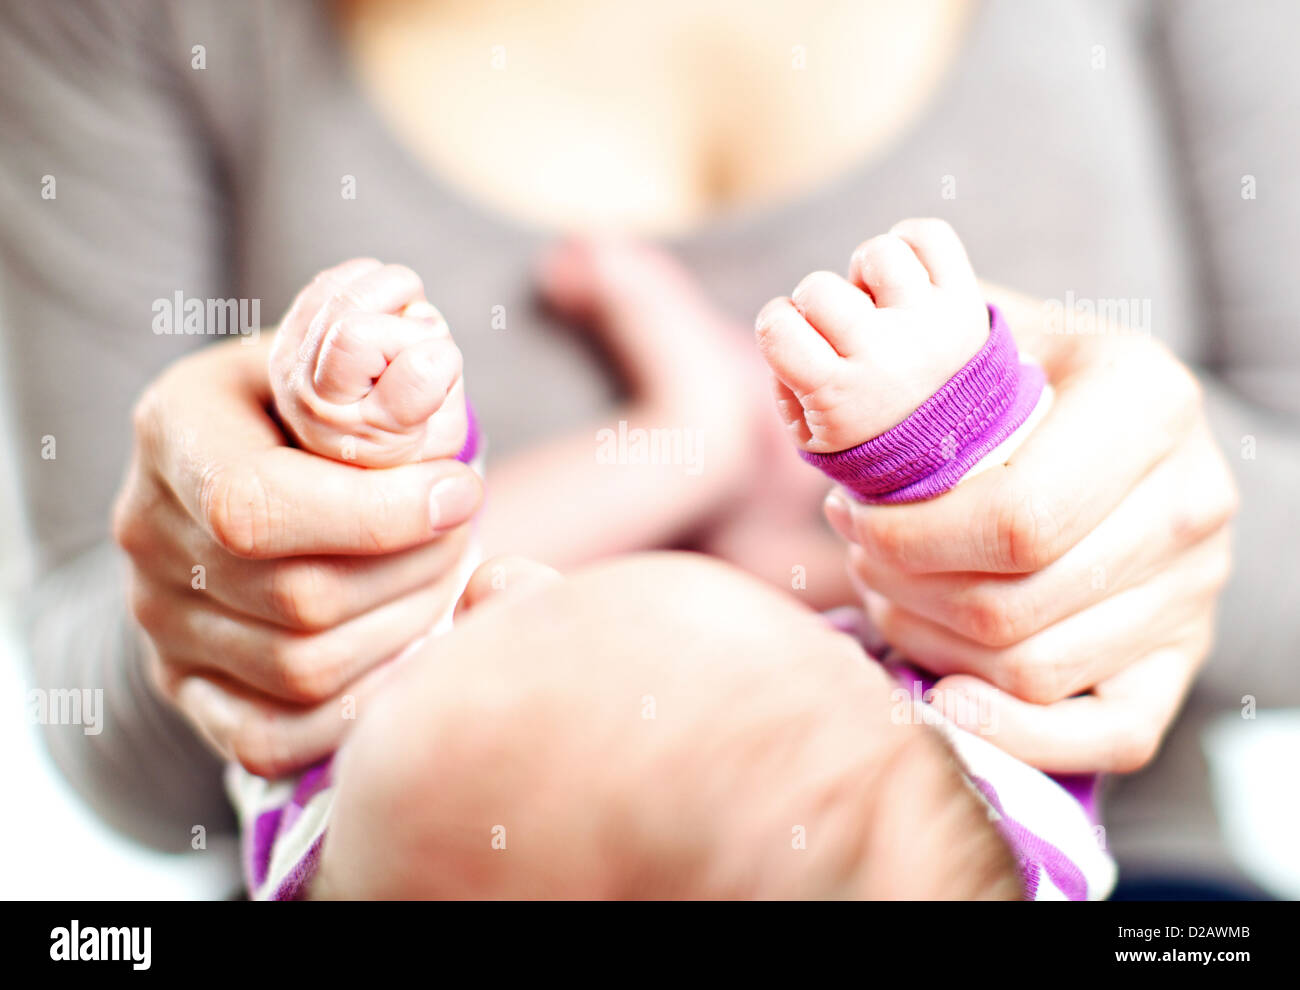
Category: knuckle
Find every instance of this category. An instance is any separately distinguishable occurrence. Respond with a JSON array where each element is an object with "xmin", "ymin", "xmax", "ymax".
[
  {"xmin": 142, "ymin": 649, "xmax": 176, "ymax": 700},
  {"xmin": 860, "ymin": 513, "xmax": 912, "ymax": 571},
  {"xmin": 1001, "ymin": 644, "xmax": 1069, "ymax": 705},
  {"xmin": 1108, "ymin": 721, "xmax": 1162, "ymax": 774},
  {"xmin": 269, "ymin": 562, "xmax": 341, "ymax": 631},
  {"xmin": 229, "ymin": 715, "xmax": 294, "ymax": 779},
  {"xmin": 110, "ymin": 488, "xmax": 146, "ymax": 556},
  {"xmin": 312, "ymin": 265, "xmax": 352, "ymax": 294},
  {"xmin": 987, "ymin": 486, "xmax": 1066, "ymax": 572},
  {"xmin": 754, "ymin": 296, "xmax": 787, "ymax": 335},
  {"xmin": 1203, "ymin": 534, "xmax": 1235, "ymax": 595},
  {"xmin": 125, "ymin": 576, "xmax": 154, "ymax": 628},
  {"xmin": 1165, "ymin": 358, "xmax": 1205, "ymax": 416},
  {"xmin": 356, "ymin": 485, "xmax": 406, "ymax": 553},
  {"xmin": 1141, "ymin": 343, "xmax": 1203, "ymax": 433},
  {"xmin": 1188, "ymin": 622, "xmax": 1217, "ymax": 668},
  {"xmin": 316, "ymin": 271, "xmax": 365, "ymax": 313},
  {"xmin": 447, "ymin": 343, "xmax": 464, "ymax": 378},
  {"xmin": 129, "ymin": 387, "xmax": 161, "ymax": 443},
  {"xmin": 387, "ymin": 263, "xmax": 424, "ymax": 295},
  {"xmin": 129, "ymin": 392, "xmax": 150, "ymax": 435},
  {"xmin": 126, "ymin": 577, "xmax": 169, "ymax": 639},
  {"xmin": 853, "ymin": 235, "xmax": 905, "ymax": 271},
  {"xmin": 128, "ymin": 388, "xmax": 167, "ymax": 467},
  {"xmin": 793, "ymin": 269, "xmax": 840, "ymax": 300},
  {"xmin": 199, "ymin": 464, "xmax": 276, "ymax": 558},
  {"xmin": 1212, "ymin": 459, "xmax": 1242, "ymax": 525},
  {"xmin": 1171, "ymin": 452, "xmax": 1239, "ymax": 549},
  {"xmin": 954, "ymin": 586, "xmax": 1036, "ymax": 648},
  {"xmin": 270, "ymin": 635, "xmax": 343, "ymax": 704},
  {"xmin": 321, "ymin": 316, "xmax": 352, "ymax": 352}
]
